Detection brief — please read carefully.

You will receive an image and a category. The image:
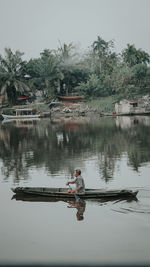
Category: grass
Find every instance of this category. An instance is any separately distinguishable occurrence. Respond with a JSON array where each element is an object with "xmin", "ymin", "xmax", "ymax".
[
  {"xmin": 85, "ymin": 91, "xmax": 150, "ymax": 114},
  {"xmin": 86, "ymin": 95, "xmax": 120, "ymax": 113},
  {"xmin": 31, "ymin": 102, "xmax": 50, "ymax": 112}
]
